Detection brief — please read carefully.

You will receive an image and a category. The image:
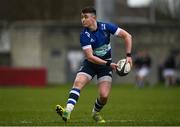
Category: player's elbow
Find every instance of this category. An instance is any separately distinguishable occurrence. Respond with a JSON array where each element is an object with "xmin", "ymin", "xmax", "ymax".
[
  {"xmin": 87, "ymin": 56, "xmax": 94, "ymax": 62},
  {"xmin": 120, "ymin": 30, "xmax": 132, "ymax": 40},
  {"xmin": 126, "ymin": 33, "xmax": 132, "ymax": 40},
  {"xmin": 125, "ymin": 33, "xmax": 132, "ymax": 44}
]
